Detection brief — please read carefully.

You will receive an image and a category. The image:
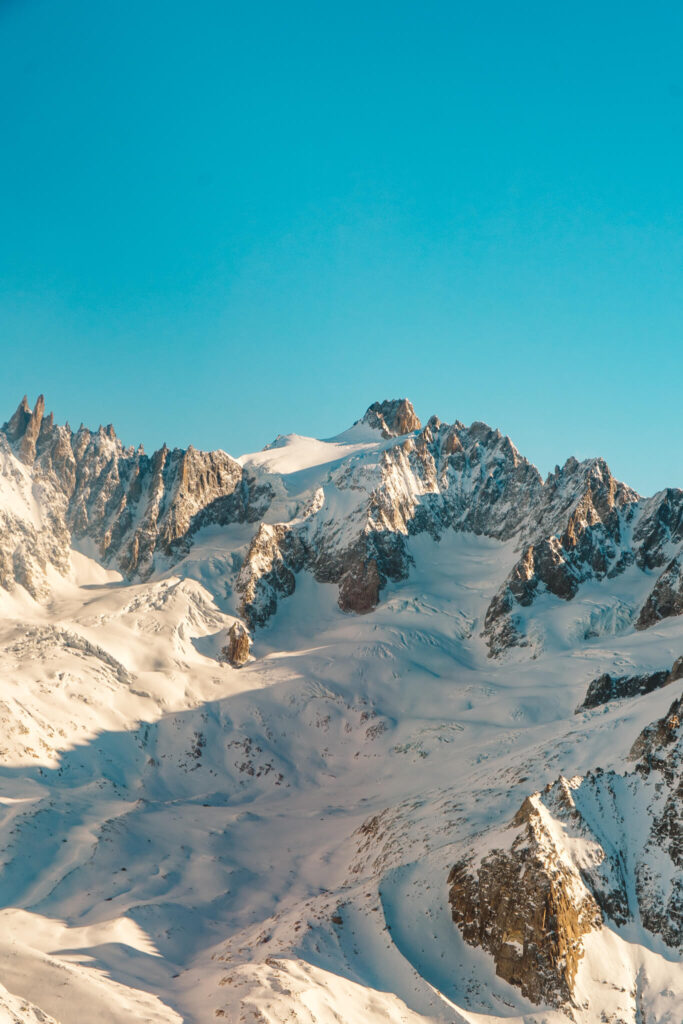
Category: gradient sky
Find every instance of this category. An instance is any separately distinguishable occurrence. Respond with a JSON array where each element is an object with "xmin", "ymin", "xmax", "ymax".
[{"xmin": 1, "ymin": 1, "xmax": 682, "ymax": 494}]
